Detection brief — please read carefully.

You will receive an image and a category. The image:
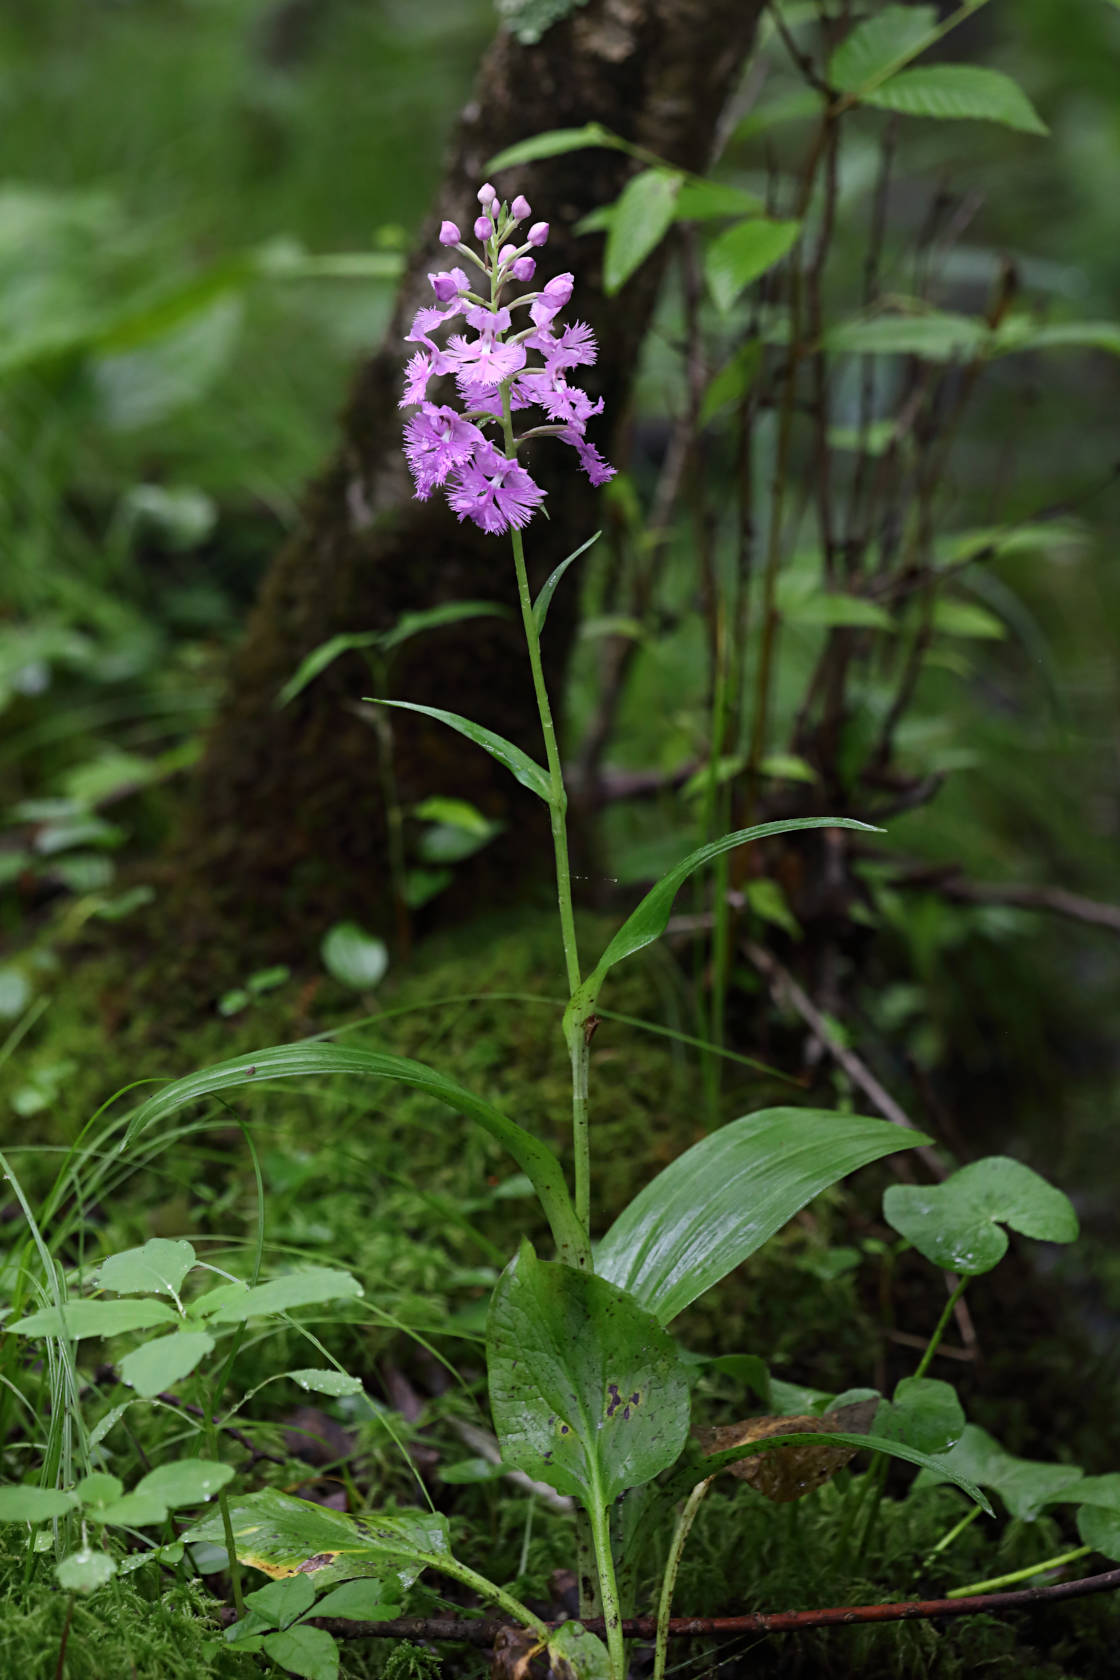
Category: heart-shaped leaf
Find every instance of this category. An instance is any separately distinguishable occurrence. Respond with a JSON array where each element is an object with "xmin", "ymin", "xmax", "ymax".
[
  {"xmin": 487, "ymin": 1241, "xmax": 691, "ymax": 1509},
  {"xmin": 596, "ymin": 1108, "xmax": 923, "ymax": 1324},
  {"xmin": 883, "ymin": 1157, "xmax": 1078, "ymax": 1275},
  {"xmin": 914, "ymin": 1423, "xmax": 1083, "ymax": 1520},
  {"xmin": 885, "ymin": 1377, "xmax": 964, "ymax": 1456}
]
